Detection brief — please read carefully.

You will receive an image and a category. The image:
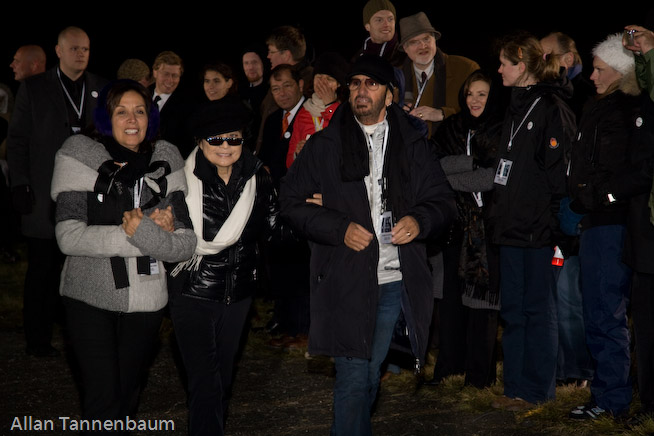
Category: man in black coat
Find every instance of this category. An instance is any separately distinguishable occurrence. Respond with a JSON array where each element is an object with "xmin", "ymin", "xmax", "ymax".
[
  {"xmin": 258, "ymin": 64, "xmax": 310, "ymax": 348},
  {"xmin": 7, "ymin": 26, "xmax": 108, "ymax": 357},
  {"xmin": 280, "ymin": 55, "xmax": 455, "ymax": 435}
]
